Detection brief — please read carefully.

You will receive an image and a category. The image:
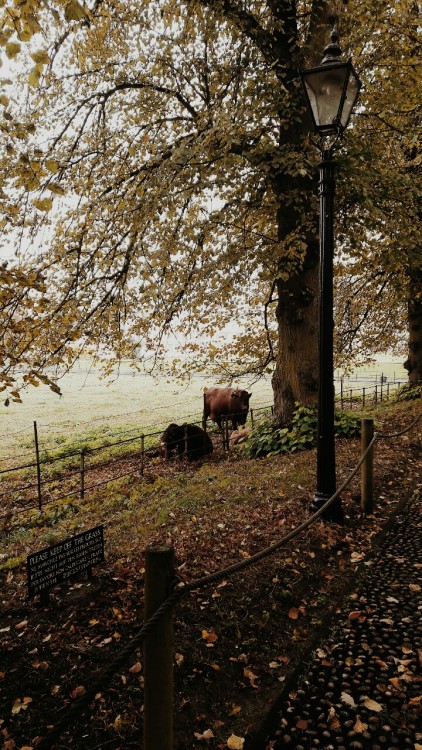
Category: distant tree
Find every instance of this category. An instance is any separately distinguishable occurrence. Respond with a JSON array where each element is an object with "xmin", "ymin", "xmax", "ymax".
[{"xmin": 0, "ymin": 0, "xmax": 419, "ymax": 414}]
